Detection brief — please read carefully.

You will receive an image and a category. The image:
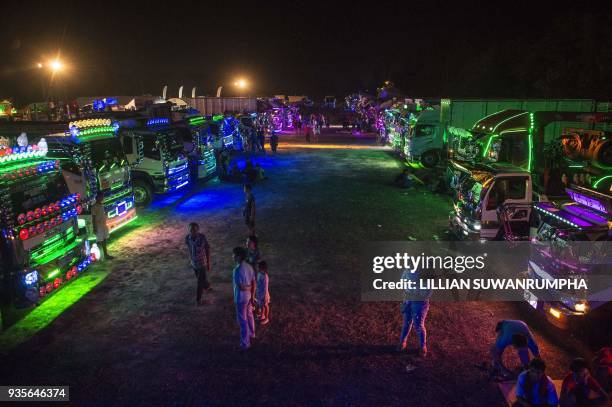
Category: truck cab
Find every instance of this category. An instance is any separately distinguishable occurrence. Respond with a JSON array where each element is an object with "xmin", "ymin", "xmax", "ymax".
[
  {"xmin": 0, "ymin": 142, "xmax": 95, "ymax": 328},
  {"xmin": 117, "ymin": 117, "xmax": 190, "ymax": 207},
  {"xmin": 449, "ymin": 161, "xmax": 533, "ymax": 240},
  {"xmin": 175, "ymin": 115, "xmax": 217, "ymax": 180},
  {"xmin": 42, "ymin": 119, "xmax": 137, "ymax": 237},
  {"xmin": 407, "ymin": 108, "xmax": 444, "ymax": 167},
  {"xmin": 526, "ymin": 186, "xmax": 611, "ymax": 332}
]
